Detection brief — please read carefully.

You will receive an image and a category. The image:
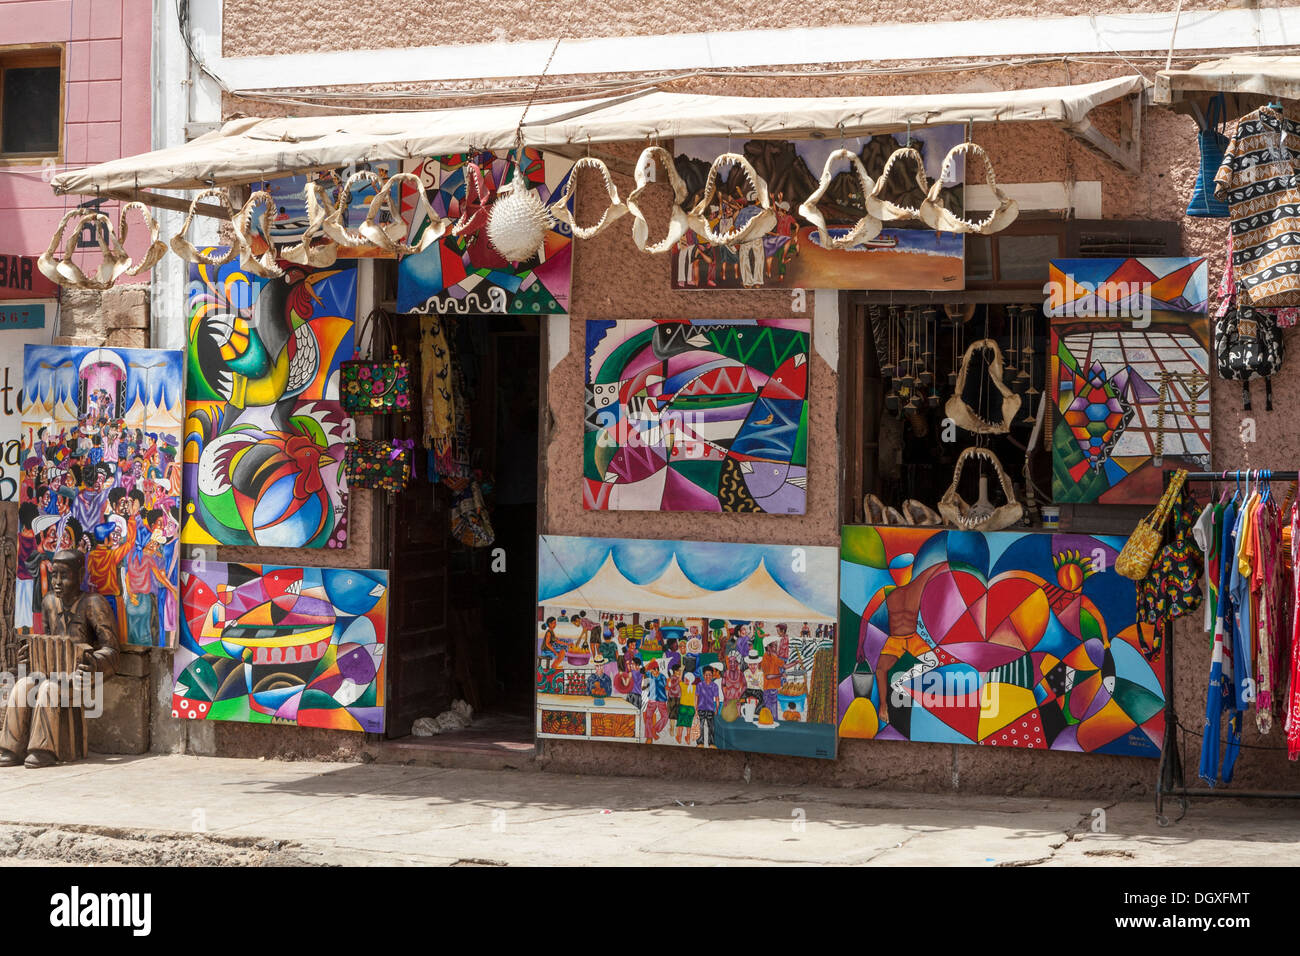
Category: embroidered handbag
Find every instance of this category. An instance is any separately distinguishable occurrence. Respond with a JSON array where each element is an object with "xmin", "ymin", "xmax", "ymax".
[
  {"xmin": 1187, "ymin": 94, "xmax": 1230, "ymax": 218},
  {"xmin": 1116, "ymin": 469, "xmax": 1188, "ymax": 580},
  {"xmin": 341, "ymin": 310, "xmax": 412, "ymax": 419},
  {"xmin": 343, "ymin": 439, "xmax": 414, "ymax": 493}
]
